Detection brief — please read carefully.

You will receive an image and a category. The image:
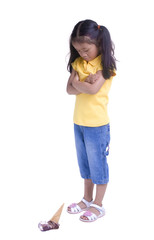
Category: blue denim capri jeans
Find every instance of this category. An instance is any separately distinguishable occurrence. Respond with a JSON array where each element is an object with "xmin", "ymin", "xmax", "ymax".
[{"xmin": 74, "ymin": 123, "xmax": 110, "ymax": 184}]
